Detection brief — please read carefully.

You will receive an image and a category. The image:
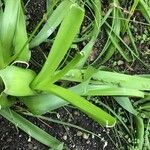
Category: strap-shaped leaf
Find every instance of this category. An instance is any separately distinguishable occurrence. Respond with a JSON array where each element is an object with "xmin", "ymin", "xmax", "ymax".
[
  {"xmin": 114, "ymin": 97, "xmax": 138, "ymax": 115},
  {"xmin": 13, "ymin": 3, "xmax": 31, "ymax": 62},
  {"xmin": 72, "ymin": 84, "xmax": 144, "ymax": 97},
  {"xmin": 64, "ymin": 69, "xmax": 150, "ymax": 91},
  {"xmin": 92, "ymin": 71, "xmax": 150, "ymax": 91},
  {"xmin": 30, "ymin": 0, "xmax": 73, "ymax": 48},
  {"xmin": 21, "ymin": 83, "xmax": 144, "ymax": 116},
  {"xmin": 31, "ymin": 4, "xmax": 85, "ymax": 87},
  {"xmin": 76, "ymin": 0, "xmax": 101, "ymax": 67},
  {"xmin": 35, "ymin": 84, "xmax": 116, "ymax": 127},
  {"xmin": 0, "ymin": 0, "xmax": 20, "ymax": 61},
  {"xmin": 139, "ymin": 0, "xmax": 150, "ymax": 24}
]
